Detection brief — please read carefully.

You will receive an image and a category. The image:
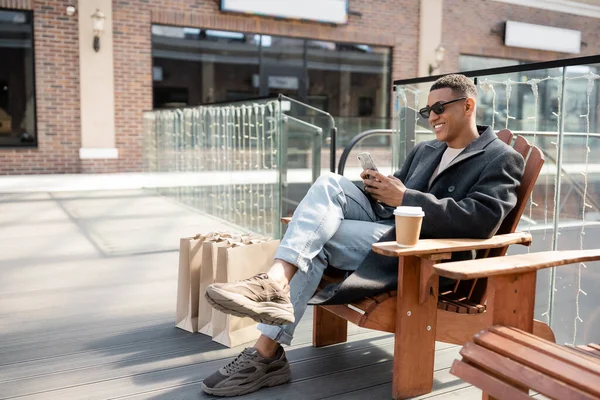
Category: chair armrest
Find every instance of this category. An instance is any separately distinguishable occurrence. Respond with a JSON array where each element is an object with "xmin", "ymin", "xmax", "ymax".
[
  {"xmin": 433, "ymin": 249, "xmax": 600, "ymax": 280},
  {"xmin": 371, "ymin": 232, "xmax": 532, "ymax": 257}
]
